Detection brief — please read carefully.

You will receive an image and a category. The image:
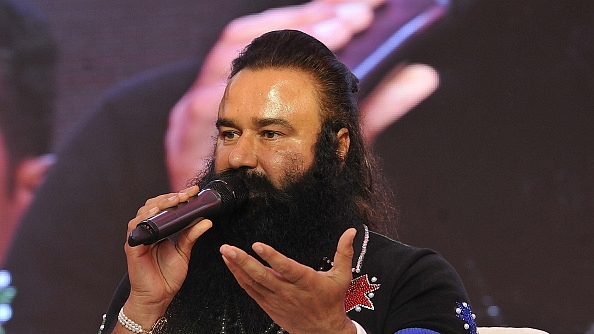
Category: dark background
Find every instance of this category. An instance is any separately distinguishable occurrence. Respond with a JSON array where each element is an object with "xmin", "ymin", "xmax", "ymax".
[{"xmin": 19, "ymin": 0, "xmax": 594, "ymax": 333}]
